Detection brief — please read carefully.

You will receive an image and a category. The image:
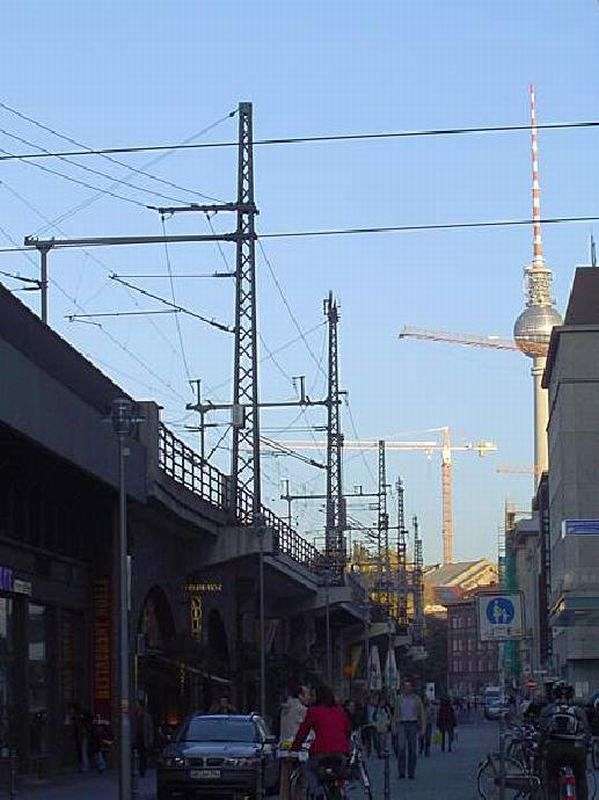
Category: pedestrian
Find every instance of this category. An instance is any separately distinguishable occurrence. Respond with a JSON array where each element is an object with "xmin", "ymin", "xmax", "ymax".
[
  {"xmin": 373, "ymin": 693, "xmax": 393, "ymax": 759},
  {"xmin": 419, "ymin": 697, "xmax": 435, "ymax": 757},
  {"xmin": 437, "ymin": 696, "xmax": 457, "ymax": 752},
  {"xmin": 209, "ymin": 695, "xmax": 237, "ymax": 714},
  {"xmin": 393, "ymin": 678, "xmax": 425, "ymax": 780},
  {"xmin": 363, "ymin": 693, "xmax": 377, "ymax": 758},
  {"xmin": 279, "ymin": 682, "xmax": 310, "ymax": 800},
  {"xmin": 70, "ymin": 703, "xmax": 91, "ymax": 772},
  {"xmin": 133, "ymin": 700, "xmax": 155, "ymax": 778},
  {"xmin": 90, "ymin": 714, "xmax": 113, "ymax": 773}
]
